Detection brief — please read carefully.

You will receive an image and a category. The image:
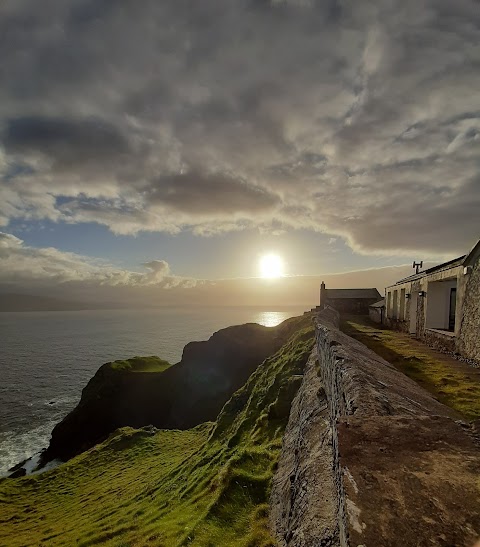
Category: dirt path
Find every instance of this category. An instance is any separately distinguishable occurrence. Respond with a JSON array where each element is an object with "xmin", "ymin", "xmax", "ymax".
[{"xmin": 340, "ymin": 315, "xmax": 480, "ymax": 421}]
